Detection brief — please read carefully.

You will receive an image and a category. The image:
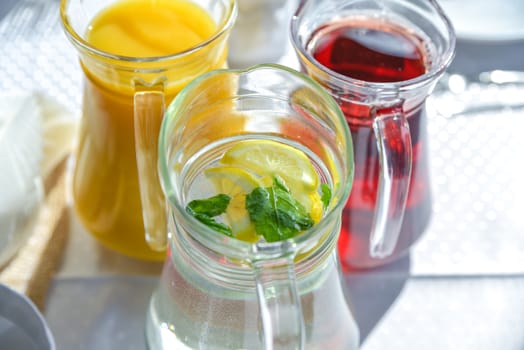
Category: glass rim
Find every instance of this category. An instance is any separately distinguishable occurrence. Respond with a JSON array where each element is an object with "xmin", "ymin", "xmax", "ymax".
[
  {"xmin": 158, "ymin": 63, "xmax": 354, "ymax": 260},
  {"xmin": 59, "ymin": 0, "xmax": 238, "ymax": 63},
  {"xmin": 290, "ymin": 0, "xmax": 456, "ymax": 91}
]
